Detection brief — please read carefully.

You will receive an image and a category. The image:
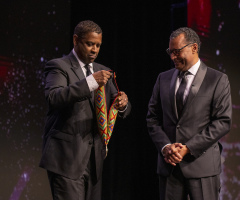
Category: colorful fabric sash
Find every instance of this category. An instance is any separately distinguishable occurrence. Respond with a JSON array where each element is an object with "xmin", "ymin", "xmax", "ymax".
[{"xmin": 95, "ymin": 72, "xmax": 119, "ymax": 158}]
